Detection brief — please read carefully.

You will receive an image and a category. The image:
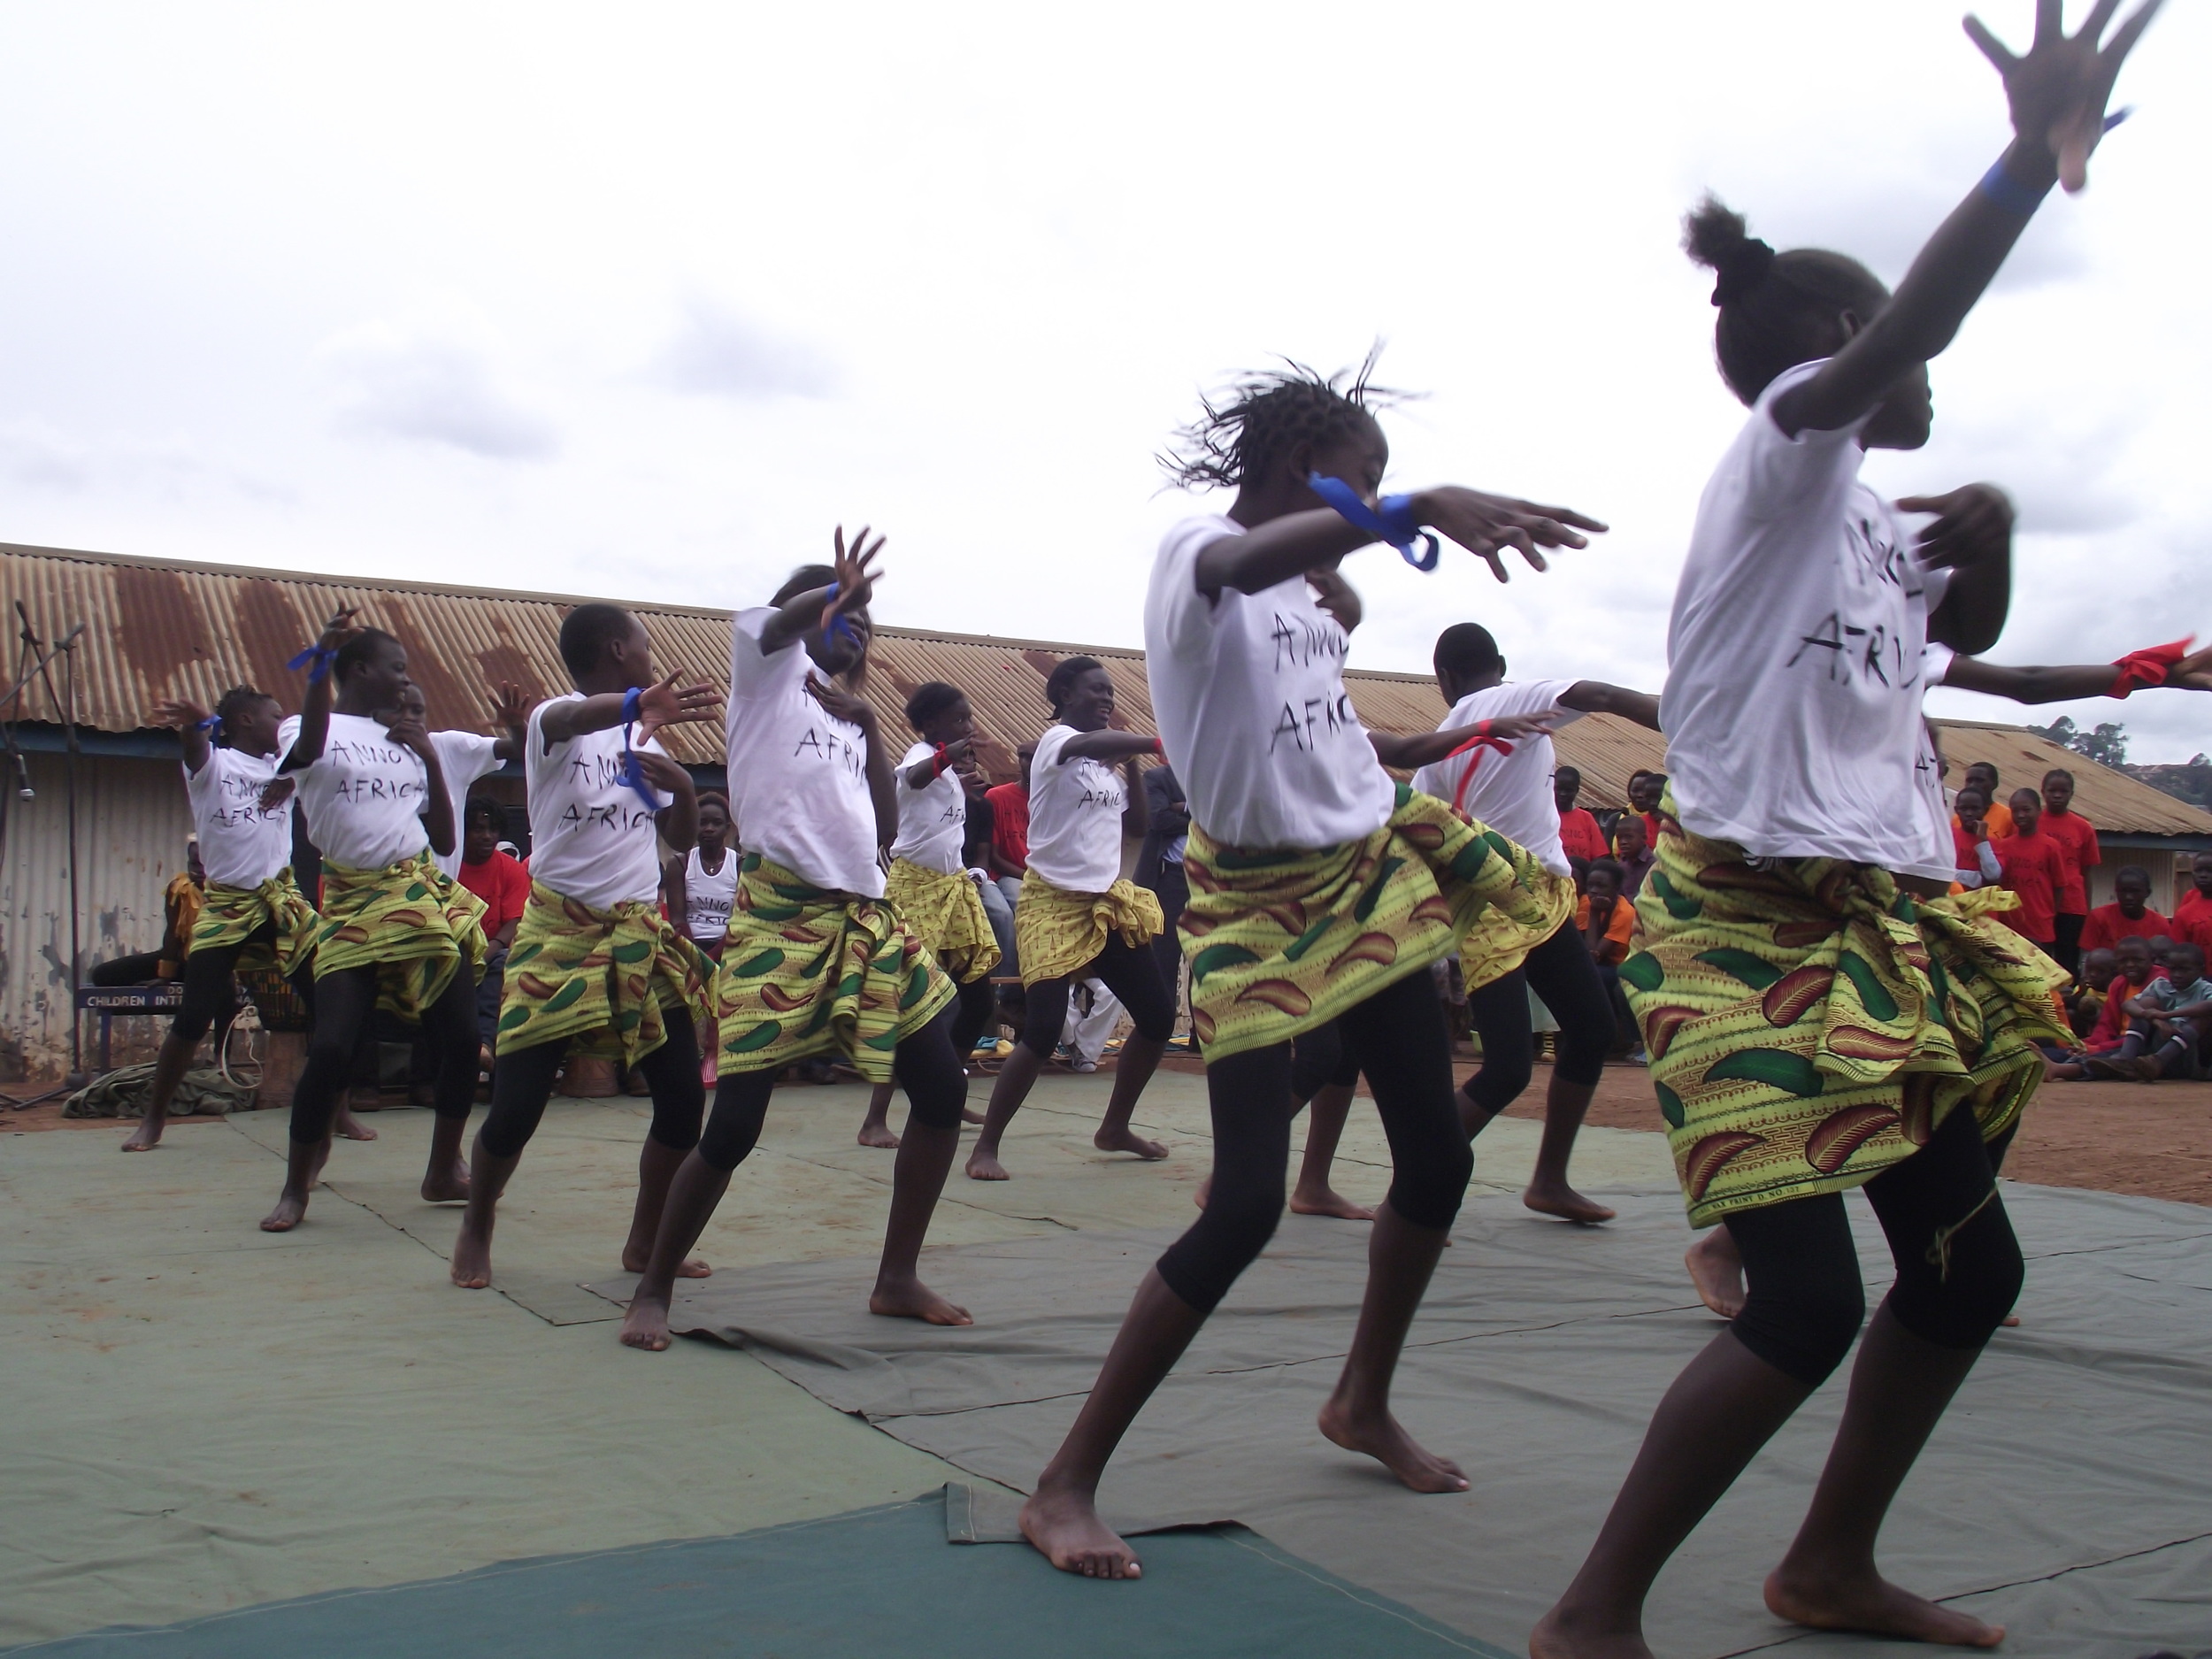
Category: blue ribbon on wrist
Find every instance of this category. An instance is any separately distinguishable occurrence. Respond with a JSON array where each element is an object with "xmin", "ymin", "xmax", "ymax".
[
  {"xmin": 192, "ymin": 714, "xmax": 222, "ymax": 739},
  {"xmin": 286, "ymin": 643, "xmax": 338, "ymax": 683},
  {"xmin": 618, "ymin": 686, "xmax": 661, "ymax": 812},
  {"xmin": 1977, "ymin": 159, "xmax": 2053, "ymax": 217},
  {"xmin": 1308, "ymin": 474, "xmax": 1440, "ymax": 572},
  {"xmin": 820, "ymin": 584, "xmax": 861, "ymax": 649}
]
